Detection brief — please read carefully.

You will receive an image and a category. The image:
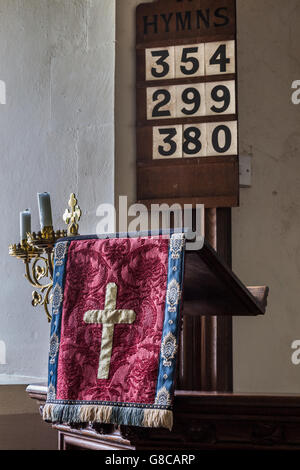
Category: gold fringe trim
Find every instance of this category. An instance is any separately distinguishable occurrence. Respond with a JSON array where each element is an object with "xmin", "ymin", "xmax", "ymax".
[
  {"xmin": 142, "ymin": 409, "xmax": 173, "ymax": 431},
  {"xmin": 43, "ymin": 404, "xmax": 54, "ymax": 421},
  {"xmin": 43, "ymin": 403, "xmax": 173, "ymax": 431},
  {"xmin": 79, "ymin": 405, "xmax": 113, "ymax": 423}
]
